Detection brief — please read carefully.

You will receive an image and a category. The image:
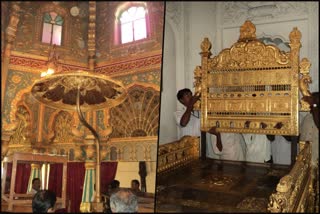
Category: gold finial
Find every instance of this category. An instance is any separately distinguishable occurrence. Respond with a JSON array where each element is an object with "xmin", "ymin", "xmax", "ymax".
[
  {"xmin": 201, "ymin": 38, "xmax": 212, "ymax": 52},
  {"xmin": 289, "ymin": 27, "xmax": 302, "ymax": 44},
  {"xmin": 299, "ymin": 58, "xmax": 311, "ymax": 74},
  {"xmin": 238, "ymin": 20, "xmax": 257, "ymax": 42}
]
